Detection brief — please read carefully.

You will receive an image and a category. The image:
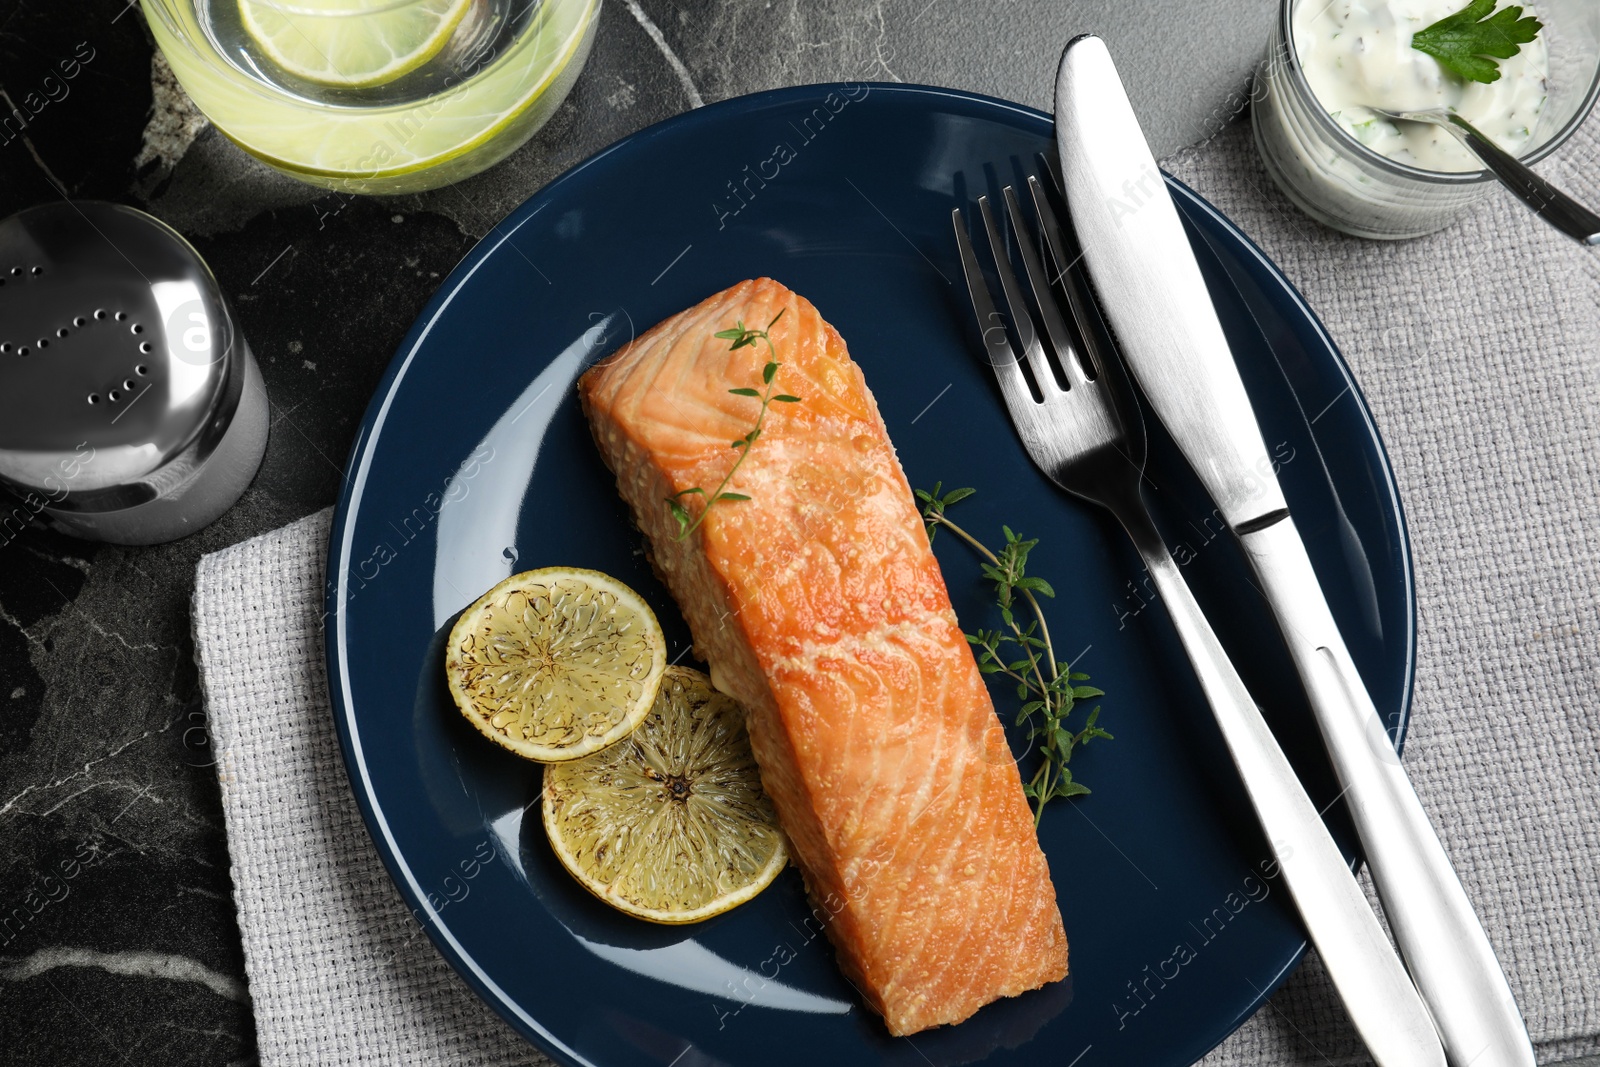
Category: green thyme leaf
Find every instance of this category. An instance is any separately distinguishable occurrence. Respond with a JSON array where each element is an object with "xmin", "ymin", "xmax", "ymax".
[
  {"xmin": 1015, "ymin": 576, "xmax": 1056, "ymax": 598},
  {"xmin": 667, "ymin": 499, "xmax": 690, "ymax": 536}
]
